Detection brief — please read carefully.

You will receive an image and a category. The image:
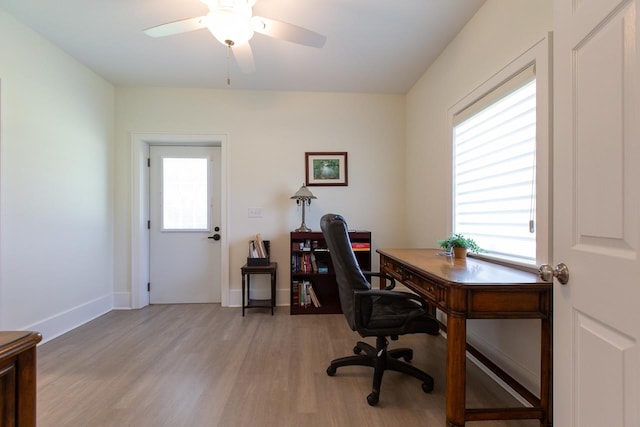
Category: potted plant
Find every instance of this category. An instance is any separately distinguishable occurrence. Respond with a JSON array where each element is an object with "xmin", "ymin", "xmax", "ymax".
[{"xmin": 438, "ymin": 233, "xmax": 482, "ymax": 259}]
